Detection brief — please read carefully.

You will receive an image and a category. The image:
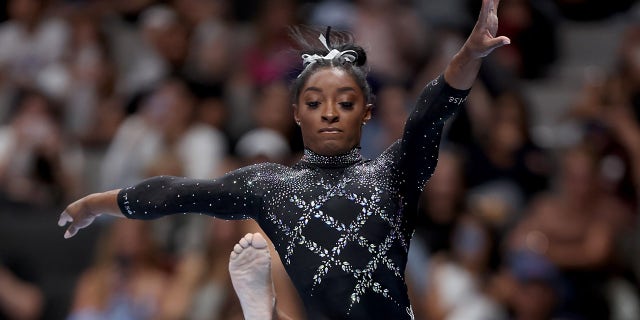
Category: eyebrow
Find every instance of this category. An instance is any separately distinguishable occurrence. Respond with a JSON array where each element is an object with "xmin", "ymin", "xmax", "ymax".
[
  {"xmin": 303, "ymin": 86, "xmax": 357, "ymax": 93},
  {"xmin": 303, "ymin": 87, "xmax": 322, "ymax": 93},
  {"xmin": 337, "ymin": 87, "xmax": 356, "ymax": 93}
]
